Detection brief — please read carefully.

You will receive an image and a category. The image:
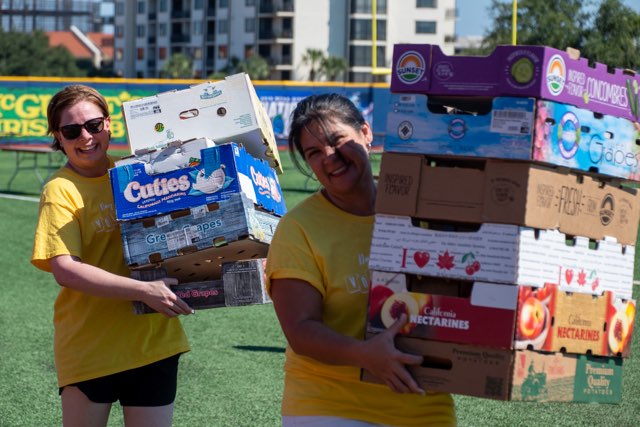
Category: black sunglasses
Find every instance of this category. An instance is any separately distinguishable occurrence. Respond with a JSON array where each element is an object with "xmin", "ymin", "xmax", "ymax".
[{"xmin": 59, "ymin": 117, "xmax": 105, "ymax": 140}]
